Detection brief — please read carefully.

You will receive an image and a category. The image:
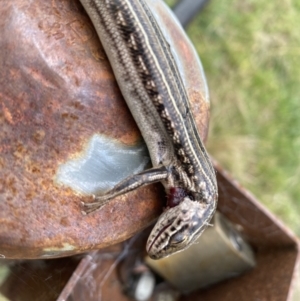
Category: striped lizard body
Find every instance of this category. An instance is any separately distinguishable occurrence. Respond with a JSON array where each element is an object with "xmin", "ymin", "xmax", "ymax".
[{"xmin": 79, "ymin": 0, "xmax": 218, "ymax": 259}]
